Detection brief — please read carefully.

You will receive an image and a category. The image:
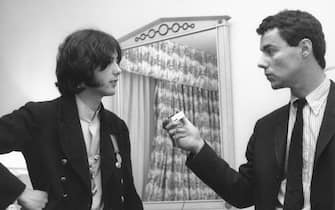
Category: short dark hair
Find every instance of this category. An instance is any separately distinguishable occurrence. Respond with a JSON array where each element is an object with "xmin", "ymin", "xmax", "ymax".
[
  {"xmin": 256, "ymin": 10, "xmax": 326, "ymax": 69},
  {"xmin": 55, "ymin": 29, "xmax": 122, "ymax": 96}
]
